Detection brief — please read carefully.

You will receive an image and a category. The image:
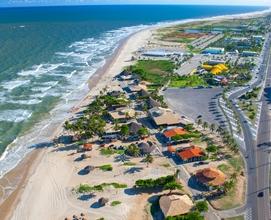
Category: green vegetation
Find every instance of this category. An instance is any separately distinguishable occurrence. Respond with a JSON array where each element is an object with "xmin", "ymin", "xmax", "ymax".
[
  {"xmin": 143, "ymin": 154, "xmax": 154, "ymax": 167},
  {"xmin": 135, "ymin": 175, "xmax": 182, "ymax": 193},
  {"xmin": 111, "ymin": 201, "xmax": 122, "ymax": 206},
  {"xmin": 171, "ymin": 131, "xmax": 201, "ymax": 142},
  {"xmin": 77, "ymin": 182, "xmax": 127, "ymax": 193},
  {"xmin": 218, "ymin": 163, "xmax": 231, "ymax": 174},
  {"xmin": 241, "ymin": 87, "xmax": 260, "ymax": 100},
  {"xmin": 99, "ymin": 164, "xmax": 113, "ymax": 171},
  {"xmin": 125, "ymin": 144, "xmax": 140, "ymax": 157},
  {"xmin": 195, "ymin": 200, "xmax": 208, "ymax": 212},
  {"xmin": 165, "ymin": 211, "xmax": 204, "ymax": 220},
  {"xmin": 100, "ymin": 148, "xmax": 125, "ymax": 156},
  {"xmin": 228, "ymin": 156, "xmax": 243, "ymax": 173},
  {"xmin": 137, "ymin": 127, "xmax": 149, "ymax": 137},
  {"xmin": 163, "ymin": 181, "xmax": 183, "ymax": 194},
  {"xmin": 64, "ymin": 93, "xmax": 131, "ymax": 139},
  {"xmin": 170, "ymin": 75, "xmax": 207, "ymax": 88},
  {"xmin": 129, "ymin": 60, "xmax": 176, "ymax": 85}
]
